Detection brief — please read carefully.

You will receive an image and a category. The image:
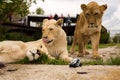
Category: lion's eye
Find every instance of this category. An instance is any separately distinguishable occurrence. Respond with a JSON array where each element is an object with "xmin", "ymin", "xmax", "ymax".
[
  {"xmin": 95, "ymin": 13, "xmax": 98, "ymax": 16},
  {"xmin": 49, "ymin": 28, "xmax": 53, "ymax": 31},
  {"xmin": 94, "ymin": 13, "xmax": 100, "ymax": 18},
  {"xmin": 40, "ymin": 45, "xmax": 42, "ymax": 48},
  {"xmin": 85, "ymin": 13, "xmax": 89, "ymax": 17}
]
